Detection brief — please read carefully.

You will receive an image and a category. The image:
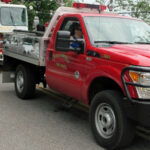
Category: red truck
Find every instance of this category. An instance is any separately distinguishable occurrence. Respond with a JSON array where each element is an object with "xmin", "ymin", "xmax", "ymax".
[{"xmin": 2, "ymin": 2, "xmax": 150, "ymax": 150}]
